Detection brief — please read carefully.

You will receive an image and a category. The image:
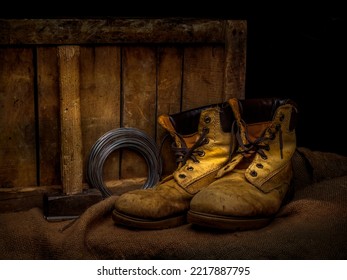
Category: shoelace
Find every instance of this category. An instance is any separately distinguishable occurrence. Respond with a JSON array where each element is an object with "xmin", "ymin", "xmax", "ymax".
[
  {"xmin": 169, "ymin": 127, "xmax": 209, "ymax": 166},
  {"xmin": 233, "ymin": 119, "xmax": 283, "ymax": 160}
]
